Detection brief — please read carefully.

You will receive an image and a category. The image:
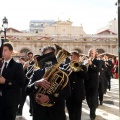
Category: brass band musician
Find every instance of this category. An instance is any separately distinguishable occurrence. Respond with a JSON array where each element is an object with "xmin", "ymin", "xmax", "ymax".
[
  {"xmin": 17, "ymin": 51, "xmax": 34, "ymax": 116},
  {"xmin": 104, "ymin": 55, "xmax": 113, "ymax": 91},
  {"xmin": 26, "ymin": 46, "xmax": 71, "ymax": 120},
  {"xmin": 85, "ymin": 48, "xmax": 101, "ymax": 120},
  {"xmin": 97, "ymin": 55, "xmax": 108, "ymax": 105},
  {"xmin": 0, "ymin": 43, "xmax": 25, "ymax": 120},
  {"xmin": 66, "ymin": 50, "xmax": 87, "ymax": 120}
]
